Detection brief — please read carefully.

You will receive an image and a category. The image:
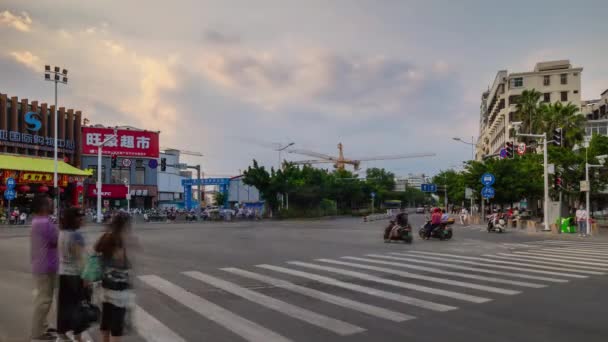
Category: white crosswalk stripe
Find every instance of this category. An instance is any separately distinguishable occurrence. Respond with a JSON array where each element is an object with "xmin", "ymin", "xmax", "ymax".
[
  {"xmin": 221, "ymin": 267, "xmax": 415, "ymax": 322},
  {"xmin": 532, "ymin": 240, "xmax": 608, "ymax": 247},
  {"xmin": 365, "ymin": 254, "xmax": 568, "ymax": 283},
  {"xmin": 183, "ymin": 271, "xmax": 365, "ymax": 336},
  {"xmin": 484, "ymin": 254, "xmax": 607, "ymax": 272},
  {"xmin": 539, "ymin": 248, "xmax": 608, "ymax": 257},
  {"xmin": 134, "ymin": 305, "xmax": 188, "ymax": 342},
  {"xmin": 287, "ymin": 261, "xmax": 492, "ymax": 303},
  {"xmin": 515, "ymin": 250, "xmax": 608, "ymax": 261},
  {"xmin": 341, "ymin": 256, "xmax": 547, "ymax": 288},
  {"xmin": 403, "ymin": 252, "xmax": 592, "ymax": 277},
  {"xmin": 535, "ymin": 244, "xmax": 608, "ymax": 252},
  {"xmin": 493, "ymin": 252, "xmax": 608, "ymax": 267},
  {"xmin": 257, "ymin": 264, "xmax": 458, "ymax": 312},
  {"xmin": 139, "ymin": 275, "xmax": 294, "ymax": 342},
  {"xmin": 316, "ymin": 258, "xmax": 521, "ymax": 295}
]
